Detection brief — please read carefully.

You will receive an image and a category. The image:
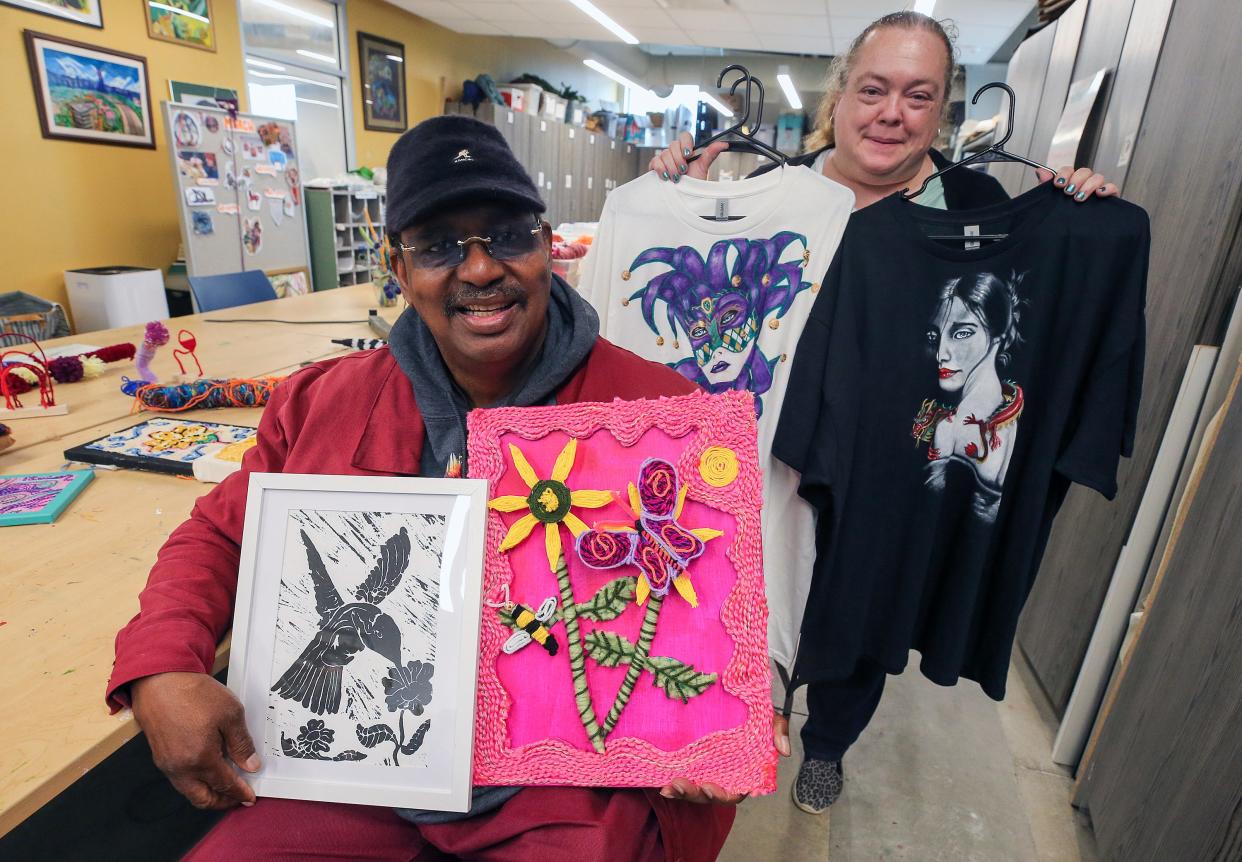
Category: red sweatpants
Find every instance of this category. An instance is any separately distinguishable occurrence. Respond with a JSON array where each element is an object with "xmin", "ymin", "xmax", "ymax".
[{"xmin": 185, "ymin": 787, "xmax": 732, "ymax": 861}]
